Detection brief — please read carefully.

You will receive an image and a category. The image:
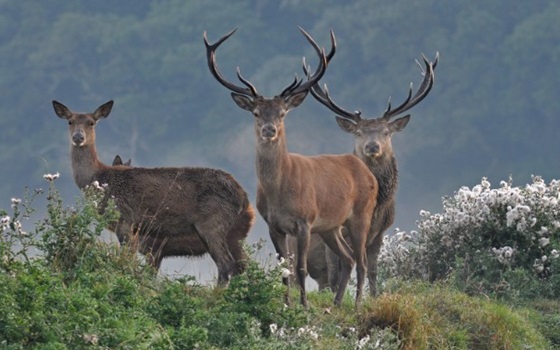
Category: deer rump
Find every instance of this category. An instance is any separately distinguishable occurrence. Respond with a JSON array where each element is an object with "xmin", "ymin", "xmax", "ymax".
[{"xmin": 95, "ymin": 165, "xmax": 253, "ymax": 263}]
